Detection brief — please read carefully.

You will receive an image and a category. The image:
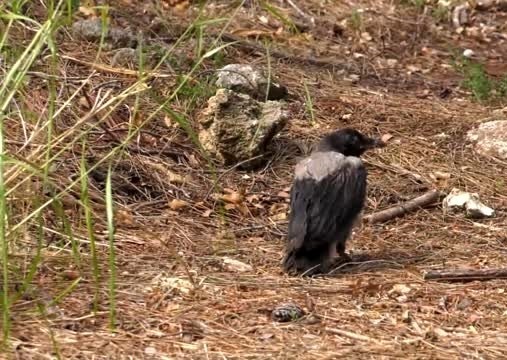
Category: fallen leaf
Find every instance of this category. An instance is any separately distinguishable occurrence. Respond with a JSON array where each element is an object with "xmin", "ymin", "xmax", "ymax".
[
  {"xmin": 269, "ymin": 203, "xmax": 288, "ymax": 215},
  {"xmin": 202, "ymin": 209, "xmax": 212, "ymax": 217},
  {"xmin": 144, "ymin": 347, "xmax": 157, "ymax": 355},
  {"xmin": 402, "ymin": 310, "xmax": 411, "ymax": 323},
  {"xmin": 277, "ymin": 191, "xmax": 290, "ymax": 198},
  {"xmin": 433, "ymin": 327, "xmax": 449, "ymax": 338},
  {"xmin": 381, "ymin": 133, "xmax": 394, "ymax": 143},
  {"xmin": 246, "ymin": 194, "xmax": 260, "ymax": 203},
  {"xmin": 188, "ymin": 154, "xmax": 199, "ymax": 167},
  {"xmin": 221, "ymin": 192, "xmax": 243, "ymax": 204},
  {"xmin": 78, "ymin": 6, "xmax": 97, "ymax": 17},
  {"xmin": 152, "ymin": 276, "xmax": 193, "ymax": 295},
  {"xmin": 389, "ymin": 284, "xmax": 412, "ymax": 295},
  {"xmin": 62, "ymin": 270, "xmax": 80, "ymax": 281},
  {"xmin": 259, "ymin": 332, "xmax": 274, "ymax": 340},
  {"xmin": 434, "ymin": 171, "xmax": 451, "ymax": 180},
  {"xmin": 221, "ymin": 257, "xmax": 253, "ymax": 273},
  {"xmin": 232, "ymin": 29, "xmax": 275, "ymax": 38},
  {"xmin": 270, "ymin": 212, "xmax": 287, "ymax": 221},
  {"xmin": 115, "ymin": 209, "xmax": 135, "ymax": 226},
  {"xmin": 167, "ymin": 170, "xmax": 185, "ymax": 184},
  {"xmin": 224, "ymin": 203, "xmax": 236, "ymax": 211},
  {"xmin": 169, "ymin": 199, "xmax": 189, "ymax": 211},
  {"xmin": 406, "ymin": 65, "xmax": 421, "ymax": 73},
  {"xmin": 236, "ymin": 203, "xmax": 250, "ymax": 216}
]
